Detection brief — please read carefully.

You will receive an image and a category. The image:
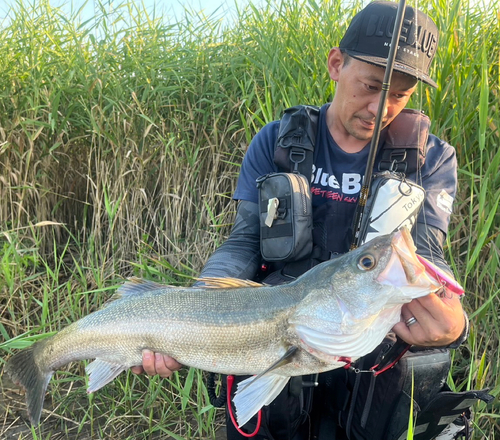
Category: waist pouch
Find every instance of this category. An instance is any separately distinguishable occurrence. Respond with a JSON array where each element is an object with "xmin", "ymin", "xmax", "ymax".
[
  {"xmin": 257, "ymin": 172, "xmax": 312, "ymax": 262},
  {"xmin": 359, "ymin": 170, "xmax": 425, "ymax": 245},
  {"xmin": 335, "ymin": 337, "xmax": 494, "ymax": 440}
]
